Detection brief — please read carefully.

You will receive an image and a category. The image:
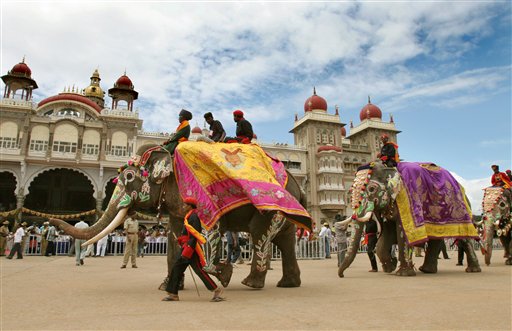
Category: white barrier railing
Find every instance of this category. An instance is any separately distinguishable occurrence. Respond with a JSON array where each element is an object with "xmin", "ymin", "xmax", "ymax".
[{"xmin": 6, "ymin": 234, "xmax": 504, "ymax": 260}]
